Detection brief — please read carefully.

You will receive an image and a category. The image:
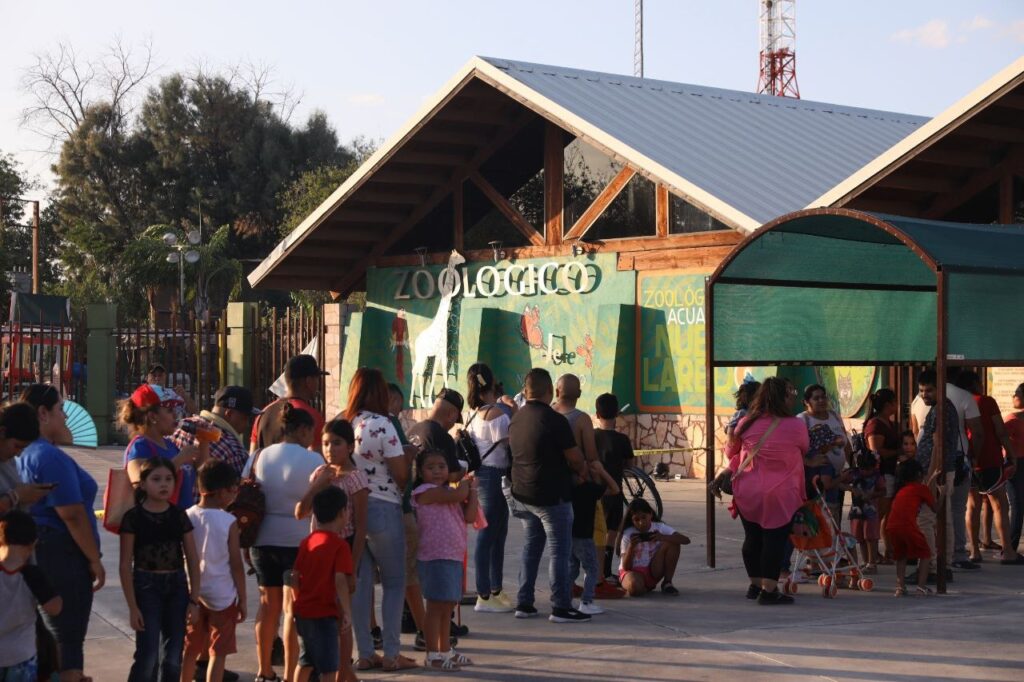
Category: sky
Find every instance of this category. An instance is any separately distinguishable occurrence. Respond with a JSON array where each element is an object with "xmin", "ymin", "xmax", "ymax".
[{"xmin": 1, "ymin": 0, "xmax": 1022, "ymax": 193}]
